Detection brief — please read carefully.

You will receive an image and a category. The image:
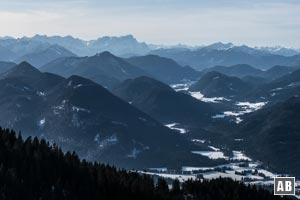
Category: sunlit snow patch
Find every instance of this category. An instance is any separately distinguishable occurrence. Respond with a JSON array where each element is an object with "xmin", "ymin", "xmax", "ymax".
[
  {"xmin": 165, "ymin": 123, "xmax": 187, "ymax": 134},
  {"xmin": 231, "ymin": 151, "xmax": 252, "ymax": 161},
  {"xmin": 38, "ymin": 118, "xmax": 46, "ymax": 128},
  {"xmin": 189, "ymin": 91, "xmax": 230, "ymax": 103},
  {"xmin": 191, "ymin": 151, "xmax": 229, "ymax": 160},
  {"xmin": 148, "ymin": 168, "xmax": 168, "ymax": 173},
  {"xmin": 191, "ymin": 139, "xmax": 206, "ymax": 144},
  {"xmin": 213, "ymin": 101, "xmax": 268, "ymax": 123}
]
